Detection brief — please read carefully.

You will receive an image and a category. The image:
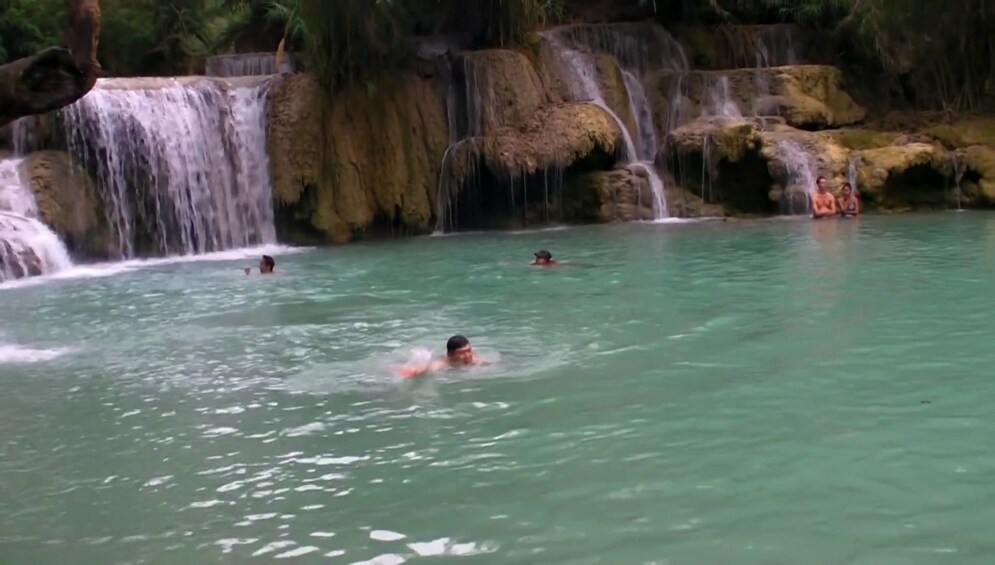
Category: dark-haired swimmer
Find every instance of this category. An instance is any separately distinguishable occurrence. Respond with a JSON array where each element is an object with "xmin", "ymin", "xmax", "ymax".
[
  {"xmin": 245, "ymin": 255, "xmax": 276, "ymax": 275},
  {"xmin": 531, "ymin": 249, "xmax": 558, "ymax": 266},
  {"xmin": 398, "ymin": 335, "xmax": 486, "ymax": 378}
]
